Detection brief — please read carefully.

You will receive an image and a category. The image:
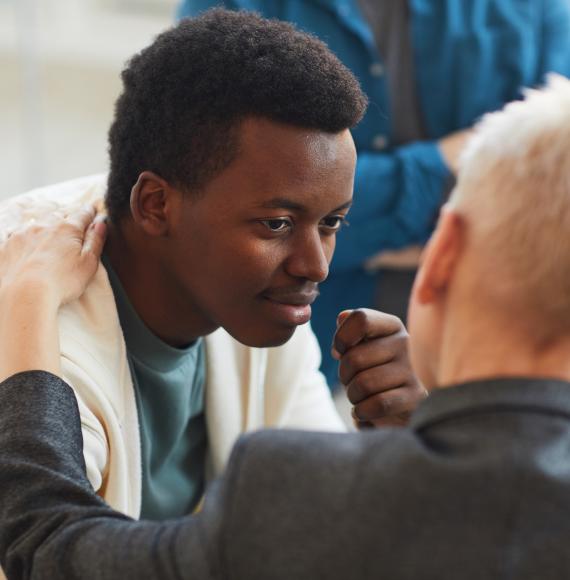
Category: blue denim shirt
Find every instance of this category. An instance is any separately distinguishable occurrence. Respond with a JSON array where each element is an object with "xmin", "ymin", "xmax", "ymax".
[{"xmin": 178, "ymin": 0, "xmax": 570, "ymax": 384}]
